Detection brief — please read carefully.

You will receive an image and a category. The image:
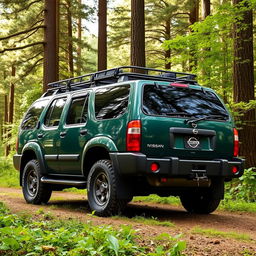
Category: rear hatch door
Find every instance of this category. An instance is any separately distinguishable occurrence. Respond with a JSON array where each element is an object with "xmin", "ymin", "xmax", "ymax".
[{"xmin": 141, "ymin": 83, "xmax": 233, "ymax": 160}]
